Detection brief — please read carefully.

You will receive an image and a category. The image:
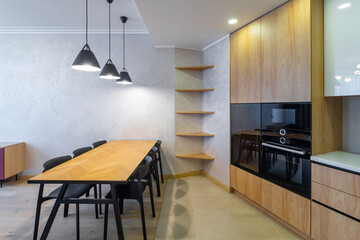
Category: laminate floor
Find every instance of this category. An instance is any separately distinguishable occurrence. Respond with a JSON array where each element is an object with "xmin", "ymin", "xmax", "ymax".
[
  {"xmin": 0, "ymin": 176, "xmax": 300, "ymax": 240},
  {"xmin": 155, "ymin": 176, "xmax": 300, "ymax": 240}
]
